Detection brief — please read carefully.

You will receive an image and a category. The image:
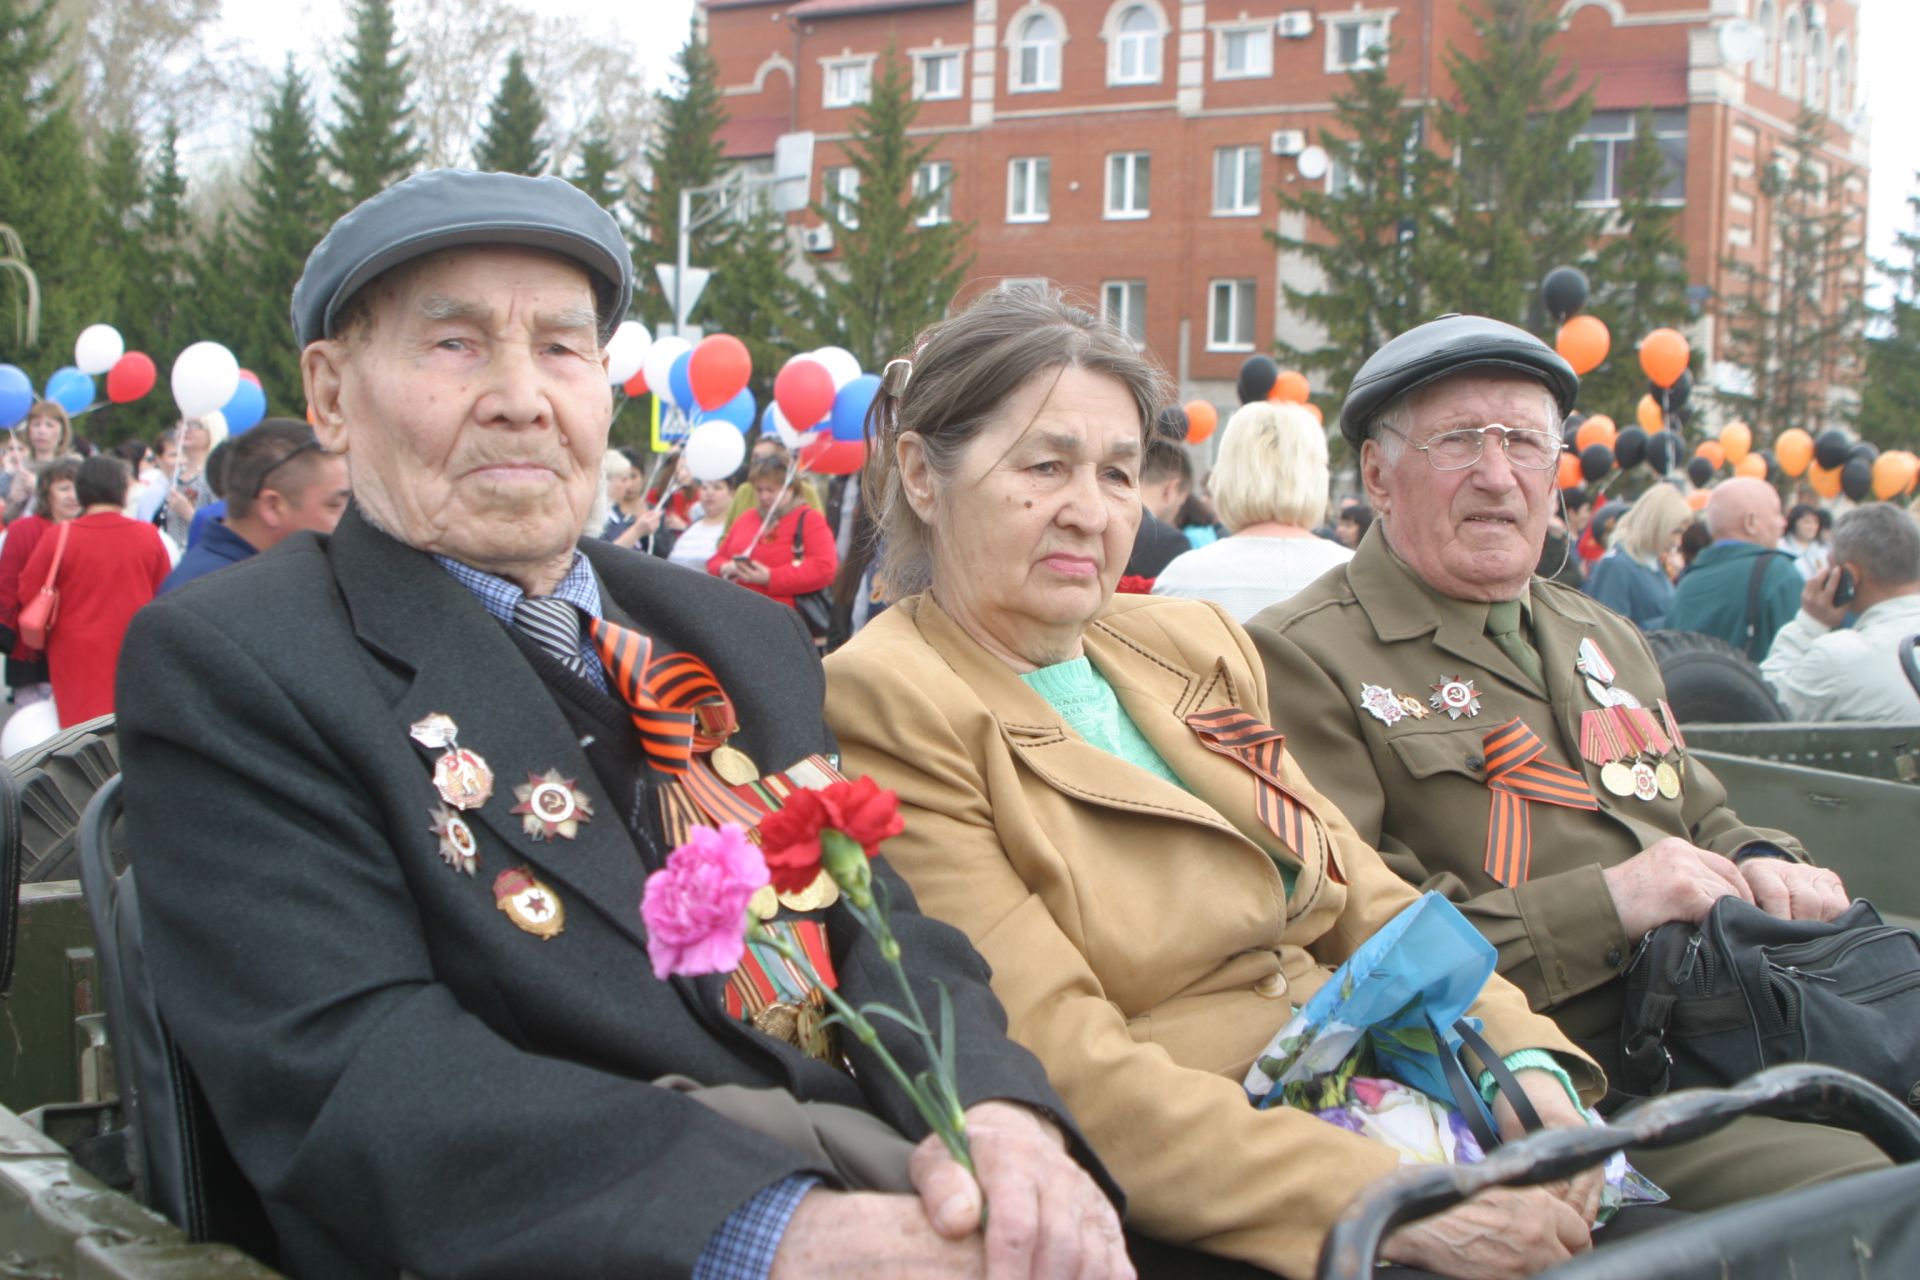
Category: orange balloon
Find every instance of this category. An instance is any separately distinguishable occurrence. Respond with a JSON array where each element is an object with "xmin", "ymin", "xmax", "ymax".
[
  {"xmin": 1557, "ymin": 452, "xmax": 1583, "ymax": 490},
  {"xmin": 1775, "ymin": 427, "xmax": 1814, "ymax": 478},
  {"xmin": 1808, "ymin": 461, "xmax": 1842, "ymax": 499},
  {"xmin": 1638, "ymin": 327, "xmax": 1690, "ymax": 388},
  {"xmin": 1872, "ymin": 451, "xmax": 1918, "ymax": 501},
  {"xmin": 1575, "ymin": 416, "xmax": 1616, "ymax": 452},
  {"xmin": 1555, "ymin": 315, "xmax": 1611, "ymax": 377},
  {"xmin": 1694, "ymin": 440, "xmax": 1725, "ymax": 470},
  {"xmin": 1302, "ymin": 401, "xmax": 1324, "ymax": 424},
  {"xmin": 1735, "ymin": 453, "xmax": 1767, "ymax": 480},
  {"xmin": 1185, "ymin": 399, "xmax": 1219, "ymax": 445},
  {"xmin": 1719, "ymin": 421, "xmax": 1751, "ymax": 466},
  {"xmin": 1686, "ymin": 488, "xmax": 1711, "ymax": 511},
  {"xmin": 1636, "ymin": 394, "xmax": 1663, "ymax": 434},
  {"xmin": 1269, "ymin": 370, "xmax": 1310, "ymax": 403}
]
